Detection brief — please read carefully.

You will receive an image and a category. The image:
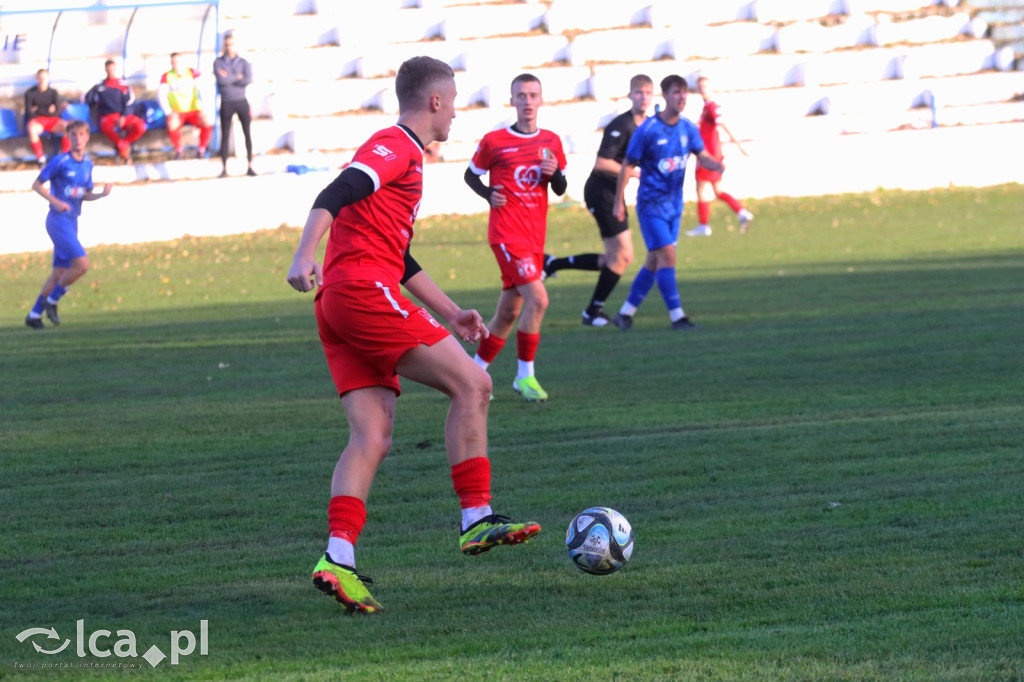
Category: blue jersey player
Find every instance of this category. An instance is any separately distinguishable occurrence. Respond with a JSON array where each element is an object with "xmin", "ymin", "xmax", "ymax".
[
  {"xmin": 610, "ymin": 75, "xmax": 722, "ymax": 331},
  {"xmin": 25, "ymin": 119, "xmax": 111, "ymax": 329}
]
